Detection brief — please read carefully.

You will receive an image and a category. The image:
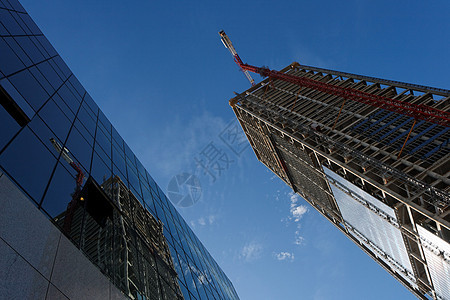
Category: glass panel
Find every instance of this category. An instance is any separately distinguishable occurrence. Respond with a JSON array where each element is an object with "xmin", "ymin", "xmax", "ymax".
[
  {"xmin": 2, "ymin": 36, "xmax": 32, "ymax": 67},
  {"xmin": 141, "ymin": 185, "xmax": 156, "ymax": 216},
  {"xmin": 111, "ymin": 126, "xmax": 123, "ymax": 151},
  {"xmin": 28, "ymin": 65, "xmax": 54, "ymax": 96},
  {"xmin": 36, "ymin": 60, "xmax": 64, "ymax": 91},
  {"xmin": 90, "ymin": 151, "xmax": 112, "ymax": 184},
  {"xmin": 38, "ymin": 99, "xmax": 71, "ymax": 144},
  {"xmin": 98, "ymin": 110, "xmax": 111, "ymax": 135},
  {"xmin": 35, "ymin": 36, "xmax": 57, "ymax": 58},
  {"xmin": 52, "ymin": 56, "xmax": 71, "ymax": 79},
  {"xmin": 112, "ymin": 144, "xmax": 127, "ymax": 178},
  {"xmin": 7, "ymin": 0, "xmax": 26, "ymax": 13},
  {"xmin": 95, "ymin": 126, "xmax": 111, "ymax": 156},
  {"xmin": 57, "ymin": 82, "xmax": 80, "ymax": 115},
  {"xmin": 0, "ymin": 1, "xmax": 14, "ymax": 9},
  {"xmin": 68, "ymin": 76, "xmax": 85, "ymax": 100},
  {"xmin": 76, "ymin": 106, "xmax": 96, "ymax": 139},
  {"xmin": 51, "ymin": 93, "xmax": 74, "ymax": 120},
  {"xmin": 127, "ymin": 168, "xmax": 142, "ymax": 198},
  {"xmin": 0, "ymin": 22, "xmax": 7, "ymax": 35},
  {"xmin": 65, "ymin": 125, "xmax": 93, "ymax": 173},
  {"xmin": 0, "ymin": 9, "xmax": 25, "ymax": 35},
  {"xmin": 82, "ymin": 94, "xmax": 98, "ymax": 118},
  {"xmin": 40, "ymin": 162, "xmax": 76, "ymax": 219},
  {"xmin": 0, "ymin": 126, "xmax": 56, "ymax": 203},
  {"xmin": 18, "ymin": 13, "xmax": 41, "ymax": 35},
  {"xmin": 8, "ymin": 69, "xmax": 49, "ymax": 112},
  {"xmin": 0, "ymin": 103, "xmax": 21, "ymax": 150},
  {"xmin": 9, "ymin": 11, "xmax": 29, "ymax": 33},
  {"xmin": 93, "ymin": 141, "xmax": 111, "ymax": 169},
  {"xmin": 0, "ymin": 37, "xmax": 26, "ymax": 76},
  {"xmin": 124, "ymin": 143, "xmax": 136, "ymax": 167},
  {"xmin": 14, "ymin": 36, "xmax": 44, "ymax": 64},
  {"xmin": 135, "ymin": 158, "xmax": 148, "ymax": 184},
  {"xmin": 0, "ymin": 77, "xmax": 34, "ymax": 120}
]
